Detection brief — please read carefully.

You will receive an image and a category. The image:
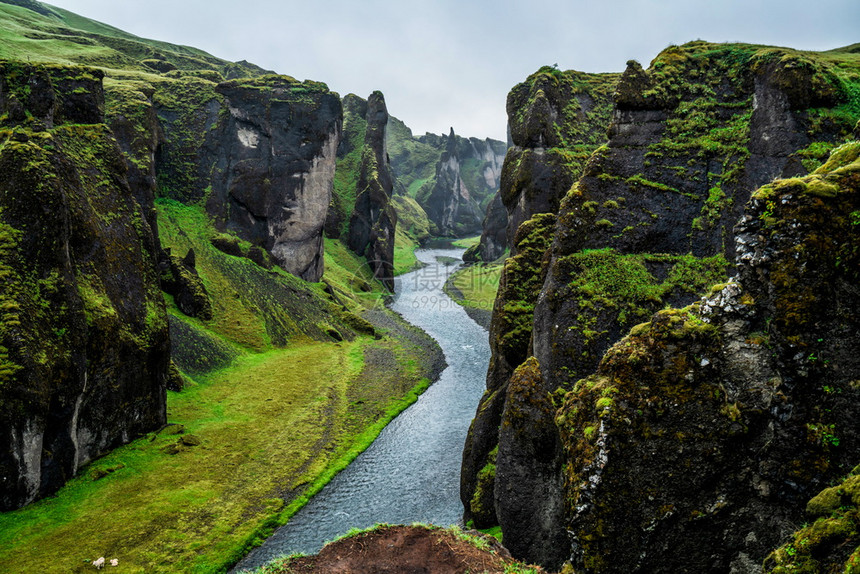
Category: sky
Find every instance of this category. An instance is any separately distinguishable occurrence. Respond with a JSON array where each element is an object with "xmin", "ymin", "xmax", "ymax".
[{"xmin": 45, "ymin": 0, "xmax": 860, "ymax": 141}]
